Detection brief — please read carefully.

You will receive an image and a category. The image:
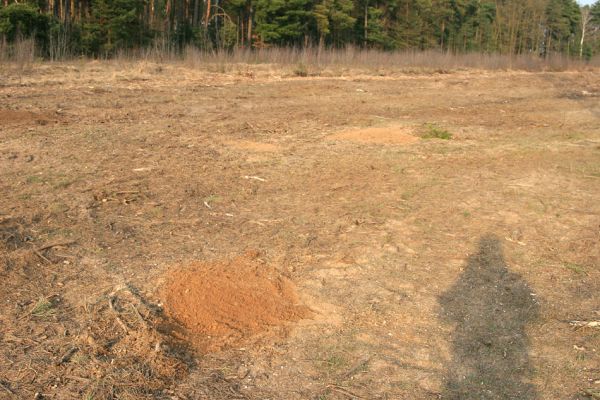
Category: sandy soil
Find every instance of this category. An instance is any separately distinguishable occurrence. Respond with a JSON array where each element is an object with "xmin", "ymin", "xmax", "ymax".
[{"xmin": 0, "ymin": 61, "xmax": 599, "ymax": 400}]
